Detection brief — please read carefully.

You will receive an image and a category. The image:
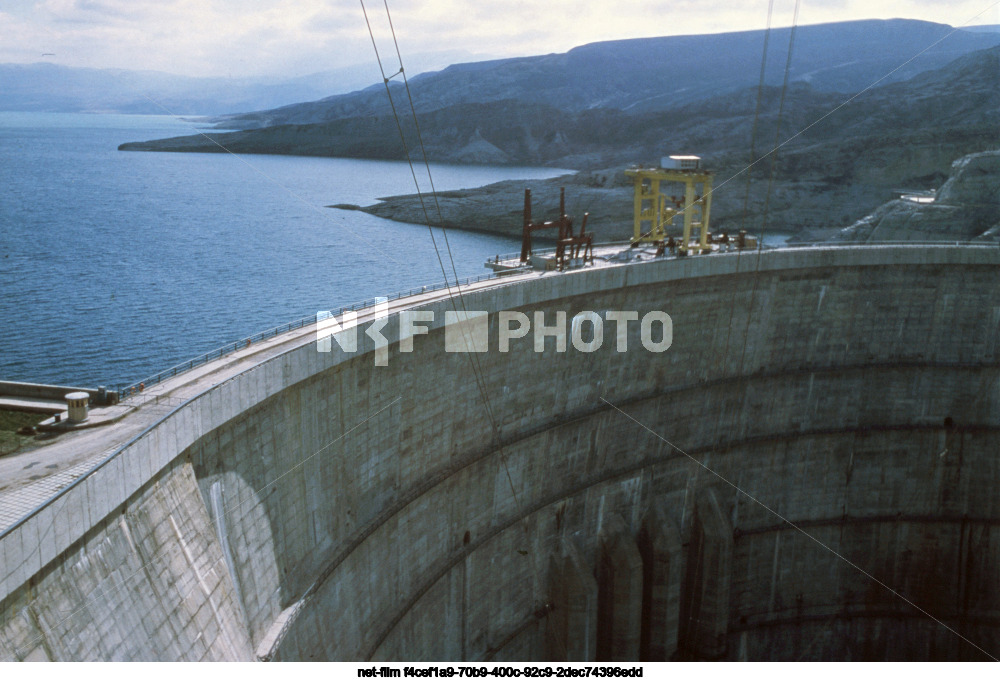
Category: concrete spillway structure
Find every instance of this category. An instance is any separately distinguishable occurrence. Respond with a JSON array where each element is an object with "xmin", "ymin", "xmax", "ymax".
[{"xmin": 1, "ymin": 245, "xmax": 999, "ymax": 661}]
